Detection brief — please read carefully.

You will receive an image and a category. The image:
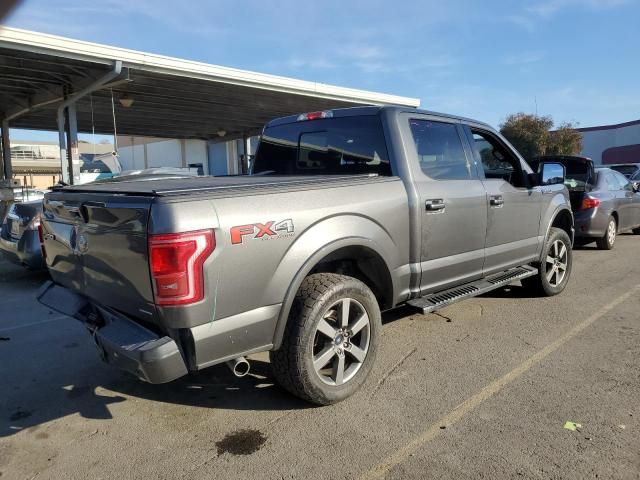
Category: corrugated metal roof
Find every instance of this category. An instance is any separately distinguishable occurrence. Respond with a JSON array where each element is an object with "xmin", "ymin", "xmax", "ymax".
[{"xmin": 0, "ymin": 27, "xmax": 420, "ymax": 140}]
